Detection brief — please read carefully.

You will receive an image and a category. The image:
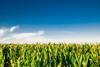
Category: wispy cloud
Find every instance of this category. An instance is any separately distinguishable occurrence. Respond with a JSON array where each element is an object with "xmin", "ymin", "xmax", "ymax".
[
  {"xmin": 12, "ymin": 30, "xmax": 45, "ymax": 39},
  {"xmin": 0, "ymin": 26, "xmax": 45, "ymax": 44},
  {"xmin": 10, "ymin": 25, "xmax": 19, "ymax": 32}
]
